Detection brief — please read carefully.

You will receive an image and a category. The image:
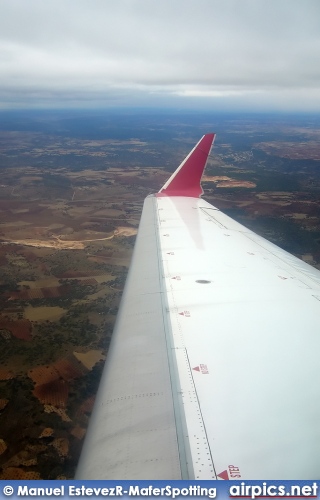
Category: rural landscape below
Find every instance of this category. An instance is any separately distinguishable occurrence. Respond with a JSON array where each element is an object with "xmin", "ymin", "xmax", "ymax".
[{"xmin": 0, "ymin": 109, "xmax": 320, "ymax": 479}]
